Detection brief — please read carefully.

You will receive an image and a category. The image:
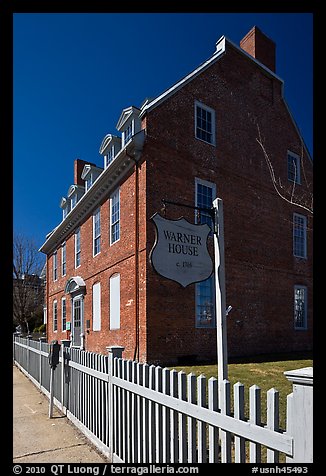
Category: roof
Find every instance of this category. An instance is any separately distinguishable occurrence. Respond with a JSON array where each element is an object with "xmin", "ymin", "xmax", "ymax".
[{"xmin": 139, "ymin": 34, "xmax": 312, "ymax": 162}]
